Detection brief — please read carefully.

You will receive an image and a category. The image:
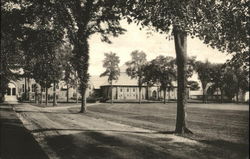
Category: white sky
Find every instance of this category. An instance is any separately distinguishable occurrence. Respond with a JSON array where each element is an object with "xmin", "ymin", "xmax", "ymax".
[{"xmin": 88, "ymin": 20, "xmax": 231, "ymax": 76}]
